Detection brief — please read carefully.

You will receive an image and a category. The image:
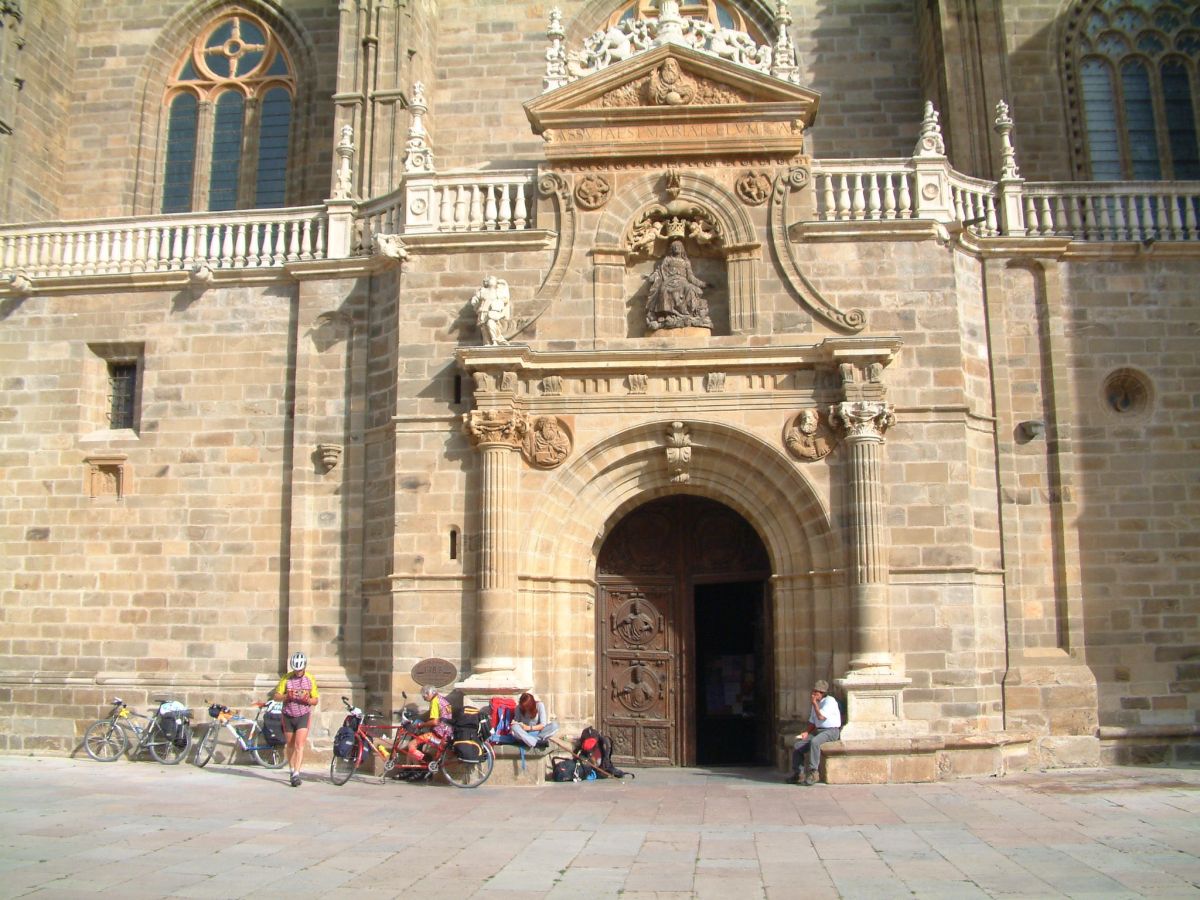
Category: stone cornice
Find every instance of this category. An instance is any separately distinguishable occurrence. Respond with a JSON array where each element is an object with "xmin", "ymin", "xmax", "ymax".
[{"xmin": 456, "ymin": 337, "xmax": 902, "ymax": 380}]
